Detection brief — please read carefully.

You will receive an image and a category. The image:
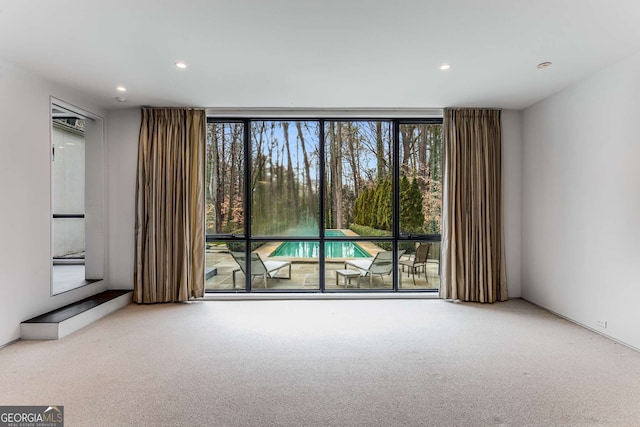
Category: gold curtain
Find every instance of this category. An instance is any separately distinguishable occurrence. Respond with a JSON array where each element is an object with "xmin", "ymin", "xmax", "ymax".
[
  {"xmin": 134, "ymin": 108, "xmax": 205, "ymax": 303},
  {"xmin": 440, "ymin": 108, "xmax": 507, "ymax": 303}
]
